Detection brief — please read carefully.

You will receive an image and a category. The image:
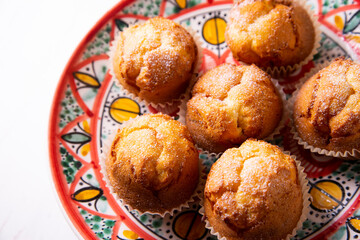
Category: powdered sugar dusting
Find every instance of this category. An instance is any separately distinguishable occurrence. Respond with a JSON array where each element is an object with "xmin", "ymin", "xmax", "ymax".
[{"xmin": 186, "ymin": 64, "xmax": 283, "ymax": 153}]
